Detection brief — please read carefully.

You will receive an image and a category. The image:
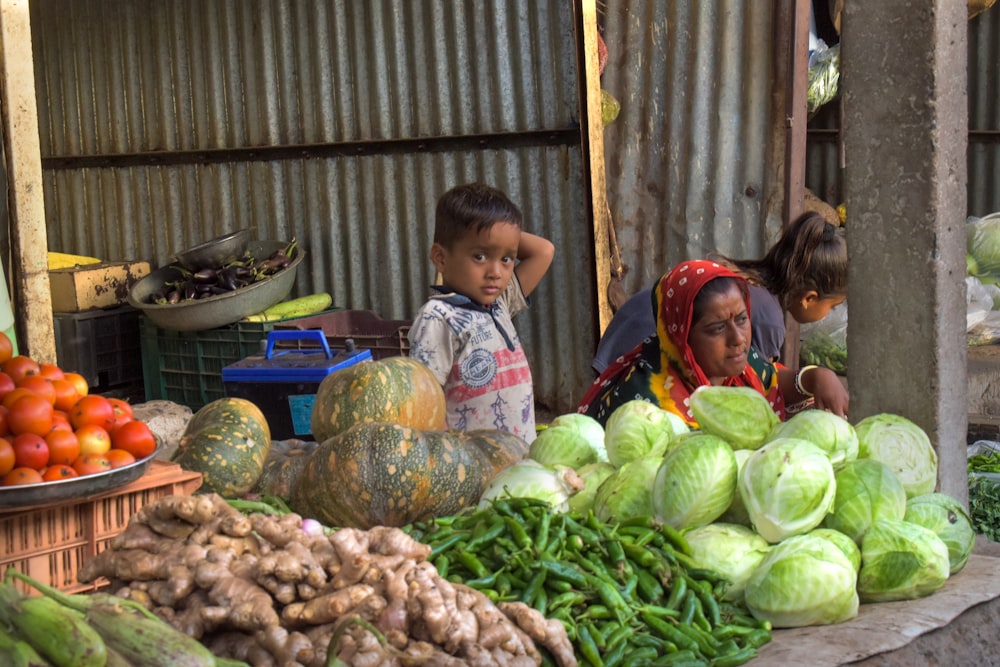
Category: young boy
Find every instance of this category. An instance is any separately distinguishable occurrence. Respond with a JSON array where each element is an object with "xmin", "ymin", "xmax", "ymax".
[{"xmin": 408, "ymin": 183, "xmax": 554, "ymax": 443}]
